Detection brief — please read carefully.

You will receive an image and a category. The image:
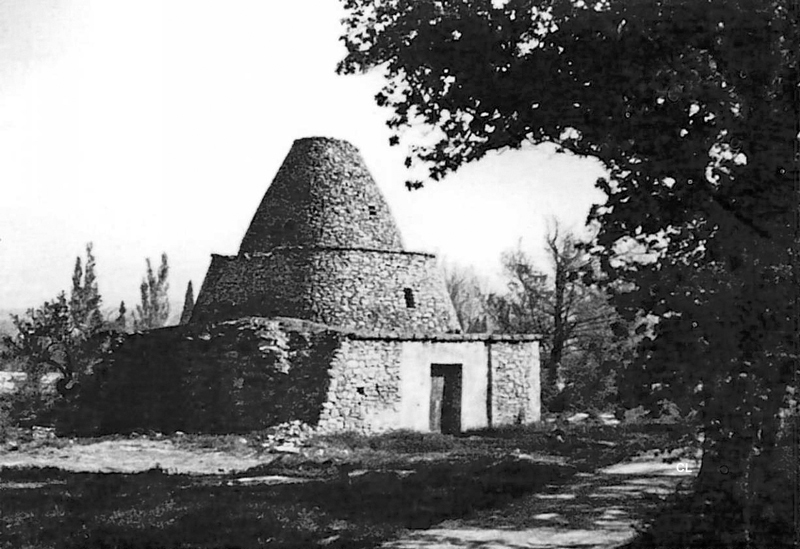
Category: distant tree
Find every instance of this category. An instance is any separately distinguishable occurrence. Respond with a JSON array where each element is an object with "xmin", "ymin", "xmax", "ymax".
[
  {"xmin": 442, "ymin": 264, "xmax": 487, "ymax": 333},
  {"xmin": 133, "ymin": 254, "xmax": 170, "ymax": 331},
  {"xmin": 113, "ymin": 301, "xmax": 128, "ymax": 333},
  {"xmin": 488, "ymin": 224, "xmax": 621, "ymax": 408},
  {"xmin": 68, "ymin": 243, "xmax": 104, "ymax": 337},
  {"xmin": 0, "ymin": 246, "xmax": 121, "ymax": 429},
  {"xmin": 179, "ymin": 281, "xmax": 195, "ymax": 325},
  {"xmin": 486, "ymin": 247, "xmax": 551, "ymax": 333},
  {"xmin": 1, "ymin": 293, "xmax": 113, "ymax": 409},
  {"xmin": 543, "ymin": 222, "xmax": 587, "ymax": 394},
  {"xmin": 4, "ymin": 294, "xmax": 72, "ymax": 389}
]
